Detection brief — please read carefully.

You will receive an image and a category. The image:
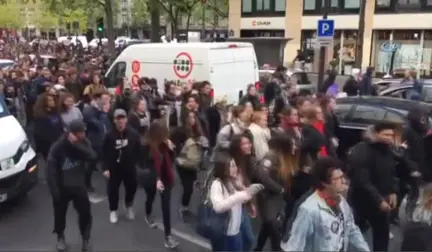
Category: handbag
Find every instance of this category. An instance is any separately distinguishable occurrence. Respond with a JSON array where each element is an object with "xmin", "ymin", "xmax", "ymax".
[{"xmin": 196, "ymin": 180, "xmax": 230, "ymax": 239}]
